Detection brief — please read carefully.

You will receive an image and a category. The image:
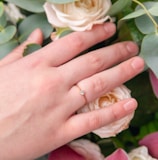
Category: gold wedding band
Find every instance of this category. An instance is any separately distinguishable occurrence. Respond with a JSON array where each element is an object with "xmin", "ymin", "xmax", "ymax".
[{"xmin": 76, "ymin": 85, "xmax": 87, "ymax": 105}]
